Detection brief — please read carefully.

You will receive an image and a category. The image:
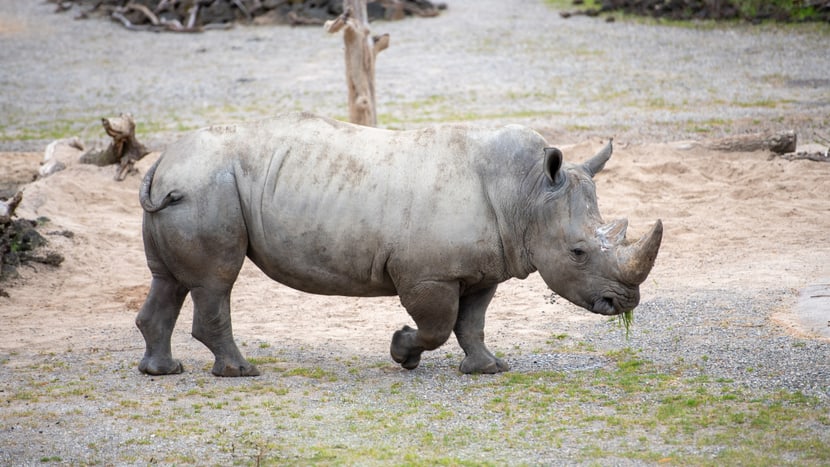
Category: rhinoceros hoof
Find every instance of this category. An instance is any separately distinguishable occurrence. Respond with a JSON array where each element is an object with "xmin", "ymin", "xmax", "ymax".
[
  {"xmin": 212, "ymin": 361, "xmax": 261, "ymax": 377},
  {"xmin": 398, "ymin": 354, "xmax": 422, "ymax": 370},
  {"xmin": 390, "ymin": 326, "xmax": 421, "ymax": 370},
  {"xmin": 139, "ymin": 357, "xmax": 184, "ymax": 376},
  {"xmin": 459, "ymin": 355, "xmax": 510, "ymax": 374}
]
